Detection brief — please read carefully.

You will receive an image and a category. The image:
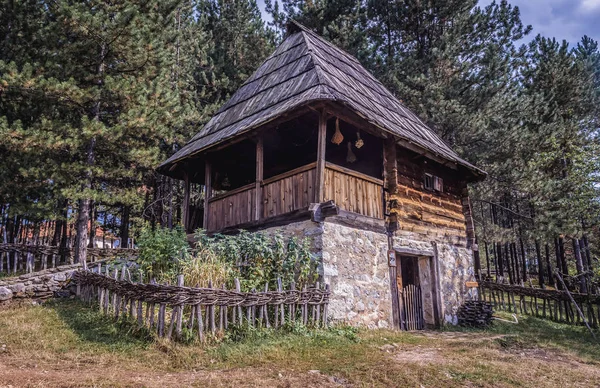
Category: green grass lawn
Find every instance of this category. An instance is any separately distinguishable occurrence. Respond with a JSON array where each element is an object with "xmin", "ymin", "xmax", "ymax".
[{"xmin": 0, "ymin": 299, "xmax": 598, "ymax": 387}]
